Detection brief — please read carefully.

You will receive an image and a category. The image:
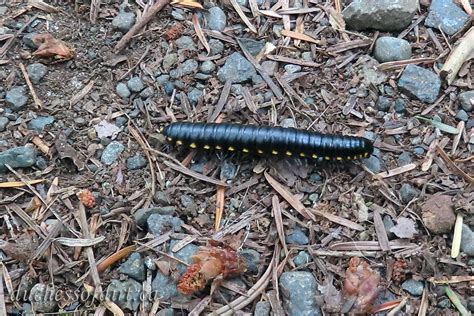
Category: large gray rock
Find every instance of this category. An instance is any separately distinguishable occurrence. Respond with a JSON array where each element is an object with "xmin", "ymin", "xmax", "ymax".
[
  {"xmin": 118, "ymin": 252, "xmax": 146, "ymax": 281},
  {"xmin": 425, "ymin": 0, "xmax": 470, "ymax": 35},
  {"xmin": 106, "ymin": 279, "xmax": 142, "ymax": 311},
  {"xmin": 373, "ymin": 37, "xmax": 412, "ymax": 62},
  {"xmin": 112, "ymin": 12, "xmax": 136, "ymax": 33},
  {"xmin": 0, "ymin": 145, "xmax": 37, "ymax": 172},
  {"xmin": 6, "ymin": 86, "xmax": 28, "ymax": 111},
  {"xmin": 398, "ymin": 65, "xmax": 441, "ymax": 103},
  {"xmin": 29, "ymin": 283, "xmax": 58, "ymax": 313},
  {"xmin": 217, "ymin": 52, "xmax": 256, "ymax": 83},
  {"xmin": 280, "ymin": 272, "xmax": 322, "ymax": 316},
  {"xmin": 342, "ymin": 0, "xmax": 417, "ymax": 31}
]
